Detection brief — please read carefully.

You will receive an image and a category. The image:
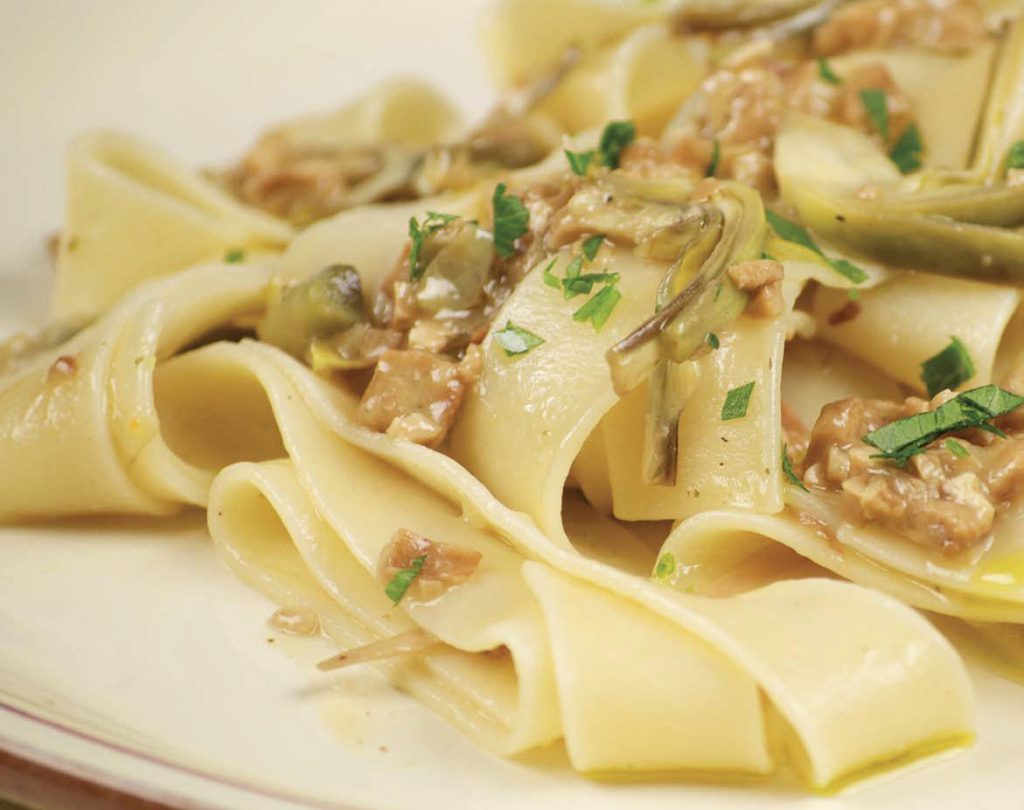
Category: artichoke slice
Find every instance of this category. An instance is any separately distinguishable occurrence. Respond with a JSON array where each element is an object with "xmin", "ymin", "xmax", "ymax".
[
  {"xmin": 972, "ymin": 16, "xmax": 1024, "ymax": 183},
  {"xmin": 776, "ymin": 114, "xmax": 1024, "ymax": 280},
  {"xmin": 257, "ymin": 264, "xmax": 367, "ymax": 359},
  {"xmin": 608, "ymin": 182, "xmax": 766, "ymax": 395},
  {"xmin": 607, "ymin": 182, "xmax": 767, "ymax": 485}
]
